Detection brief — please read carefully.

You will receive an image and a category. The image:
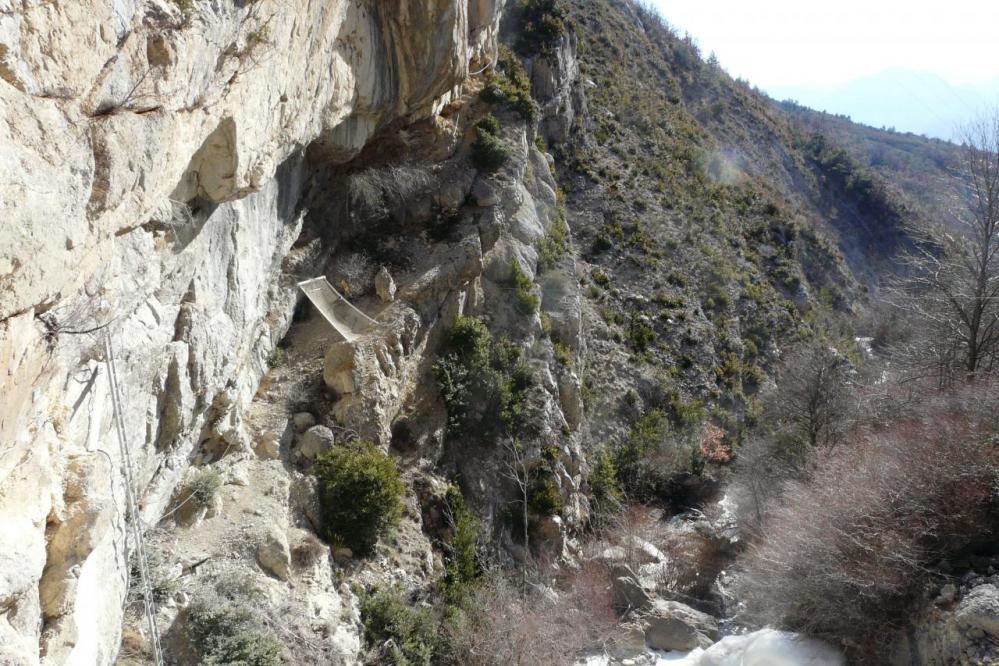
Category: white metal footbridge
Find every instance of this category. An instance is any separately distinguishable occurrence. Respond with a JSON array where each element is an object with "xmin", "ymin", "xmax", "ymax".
[{"xmin": 297, "ymin": 277, "xmax": 377, "ymax": 342}]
